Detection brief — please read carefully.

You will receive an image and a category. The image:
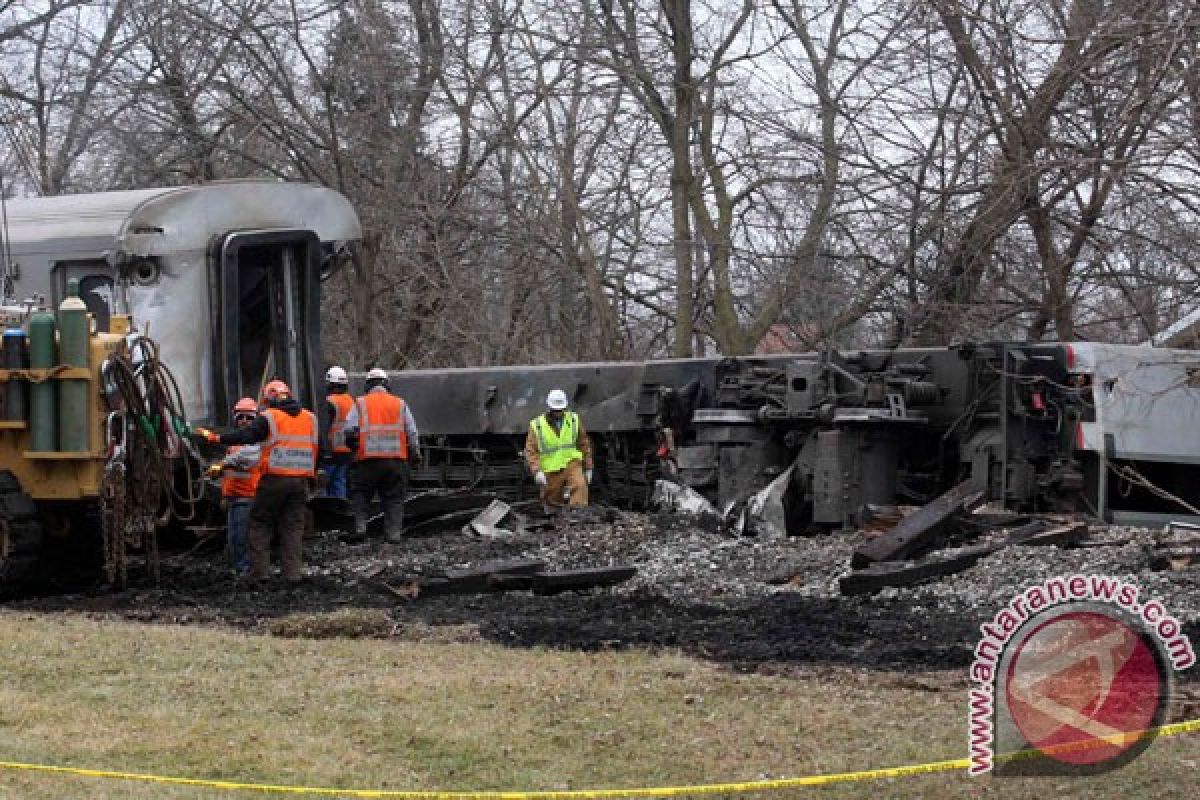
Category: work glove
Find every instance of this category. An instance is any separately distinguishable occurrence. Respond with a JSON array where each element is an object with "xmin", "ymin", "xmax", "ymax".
[
  {"xmin": 534, "ymin": 471, "xmax": 547, "ymax": 487},
  {"xmin": 192, "ymin": 427, "xmax": 220, "ymax": 444},
  {"xmin": 585, "ymin": 469, "xmax": 593, "ymax": 484},
  {"xmin": 206, "ymin": 463, "xmax": 224, "ymax": 479}
]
